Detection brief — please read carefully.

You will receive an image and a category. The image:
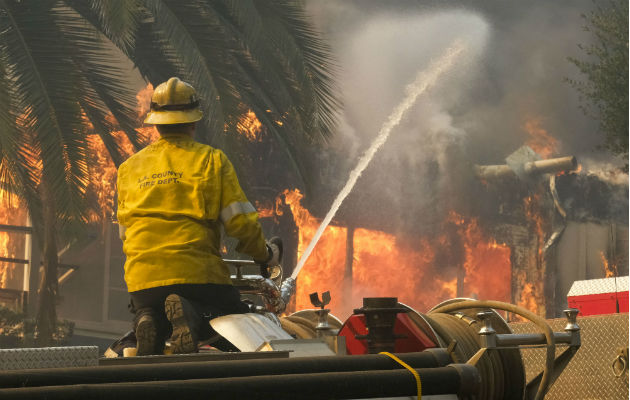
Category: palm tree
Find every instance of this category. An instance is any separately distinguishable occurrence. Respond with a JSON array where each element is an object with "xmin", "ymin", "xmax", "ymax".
[
  {"xmin": 0, "ymin": 0, "xmax": 338, "ymax": 345},
  {"xmin": 72, "ymin": 0, "xmax": 339, "ymax": 187},
  {"xmin": 0, "ymin": 0, "xmax": 142, "ymax": 345}
]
